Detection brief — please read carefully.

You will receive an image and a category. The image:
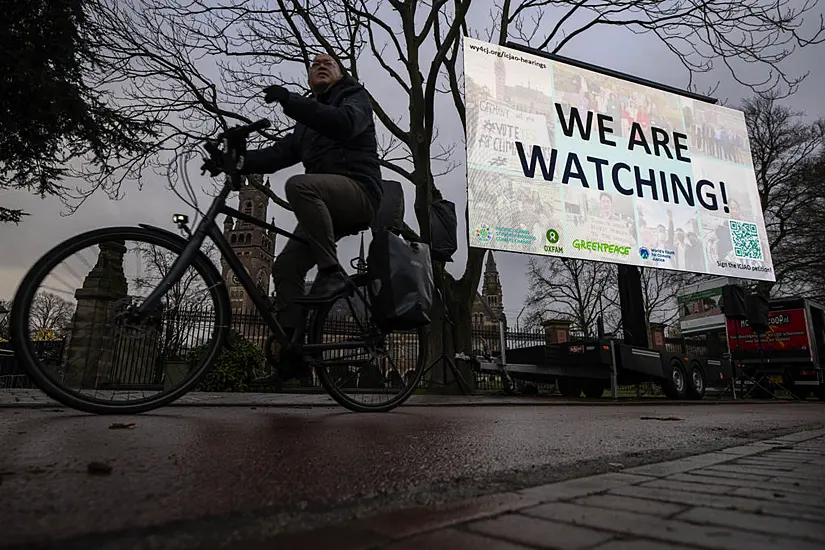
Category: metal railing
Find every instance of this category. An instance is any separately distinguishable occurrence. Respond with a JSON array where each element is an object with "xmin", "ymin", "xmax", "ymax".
[{"xmin": 1, "ymin": 311, "xmax": 710, "ymax": 395}]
